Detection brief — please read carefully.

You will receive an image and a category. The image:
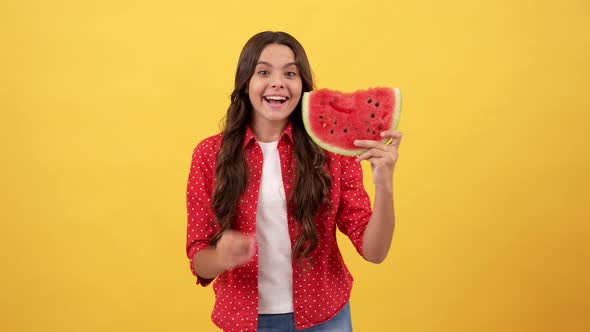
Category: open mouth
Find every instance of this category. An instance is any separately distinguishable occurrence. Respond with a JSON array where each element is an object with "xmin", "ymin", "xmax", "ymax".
[{"xmin": 264, "ymin": 95, "xmax": 289, "ymax": 105}]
